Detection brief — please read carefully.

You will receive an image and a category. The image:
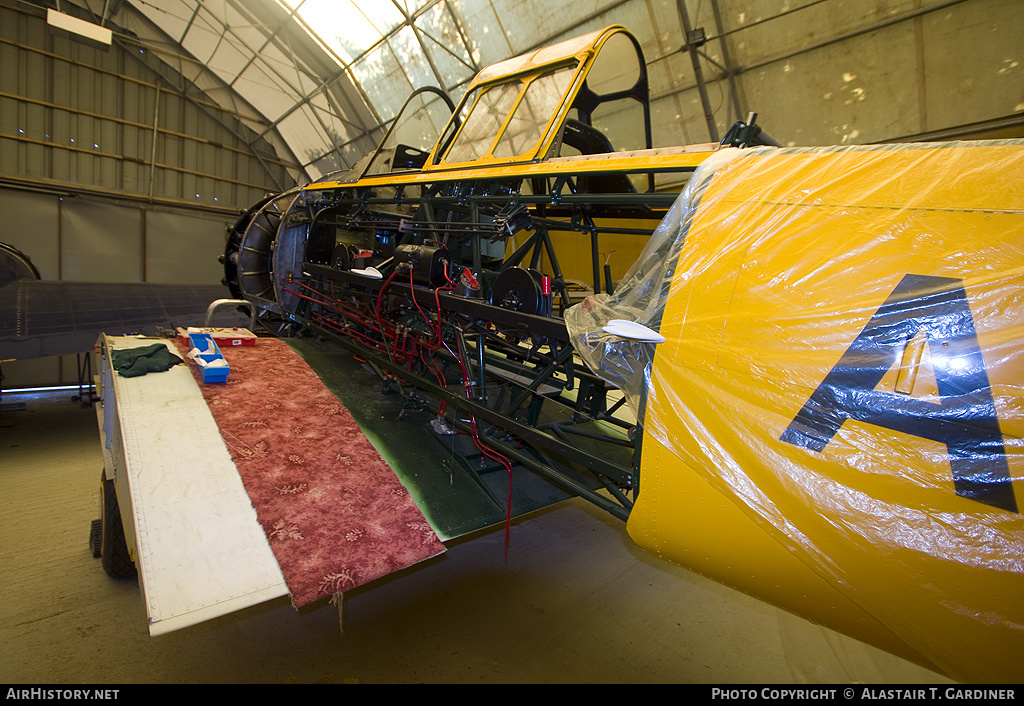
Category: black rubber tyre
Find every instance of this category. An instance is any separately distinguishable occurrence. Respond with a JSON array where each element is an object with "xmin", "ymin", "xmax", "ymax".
[{"xmin": 99, "ymin": 471, "xmax": 137, "ymax": 579}]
